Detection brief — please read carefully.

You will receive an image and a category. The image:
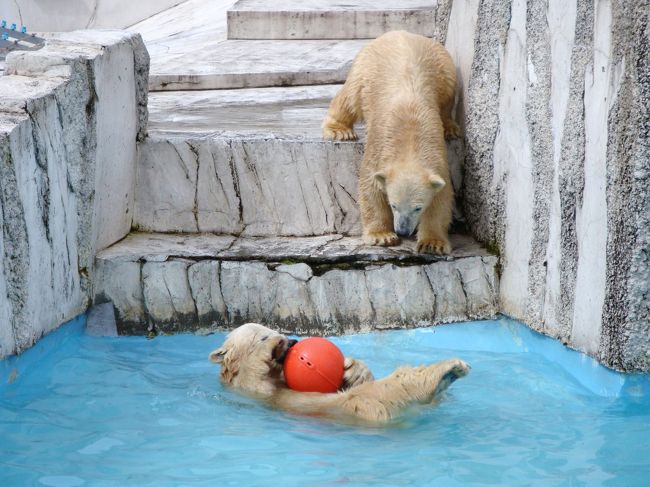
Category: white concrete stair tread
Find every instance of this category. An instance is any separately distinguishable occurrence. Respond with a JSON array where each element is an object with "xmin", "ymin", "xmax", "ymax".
[
  {"xmin": 94, "ymin": 232, "xmax": 499, "ymax": 335},
  {"xmin": 228, "ymin": 0, "xmax": 437, "ymax": 39},
  {"xmin": 147, "ymin": 84, "xmax": 357, "ymax": 139},
  {"xmin": 149, "ymin": 39, "xmax": 365, "ymax": 91},
  {"xmin": 97, "ymin": 232, "xmax": 491, "ymax": 264},
  {"xmin": 128, "ymin": 0, "xmax": 366, "ymax": 91}
]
